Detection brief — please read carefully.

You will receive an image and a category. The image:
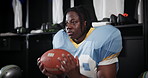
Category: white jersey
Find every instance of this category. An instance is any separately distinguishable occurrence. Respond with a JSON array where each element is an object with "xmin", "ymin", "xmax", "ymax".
[{"xmin": 93, "ymin": 0, "xmax": 124, "ymax": 21}]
